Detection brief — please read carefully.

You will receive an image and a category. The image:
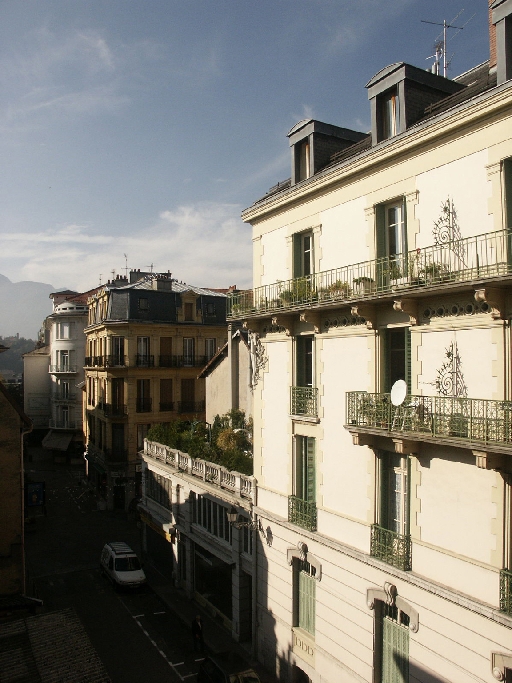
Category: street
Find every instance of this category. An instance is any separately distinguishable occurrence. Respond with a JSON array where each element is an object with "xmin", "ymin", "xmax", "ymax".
[{"xmin": 24, "ymin": 449, "xmax": 205, "ymax": 683}]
